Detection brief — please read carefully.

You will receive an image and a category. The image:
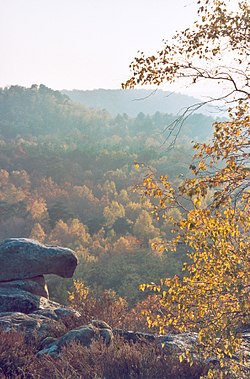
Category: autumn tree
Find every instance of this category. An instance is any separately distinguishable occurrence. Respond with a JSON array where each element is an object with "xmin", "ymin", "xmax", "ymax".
[
  {"xmin": 26, "ymin": 196, "xmax": 48, "ymax": 221},
  {"xmin": 48, "ymin": 218, "xmax": 90, "ymax": 254},
  {"xmin": 133, "ymin": 210, "xmax": 160, "ymax": 242},
  {"xmin": 103, "ymin": 200, "xmax": 125, "ymax": 226},
  {"xmin": 30, "ymin": 223, "xmax": 46, "ymax": 243},
  {"xmin": 123, "ymin": 1, "xmax": 250, "ymax": 378}
]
